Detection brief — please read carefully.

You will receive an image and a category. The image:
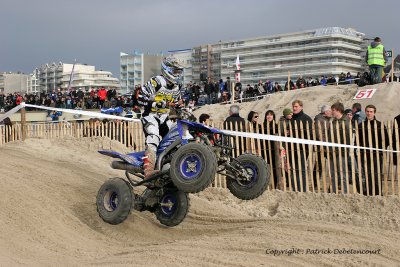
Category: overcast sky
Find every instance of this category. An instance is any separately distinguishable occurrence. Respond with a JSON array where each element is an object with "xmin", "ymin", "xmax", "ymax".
[{"xmin": 1, "ymin": 0, "xmax": 398, "ymax": 76}]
